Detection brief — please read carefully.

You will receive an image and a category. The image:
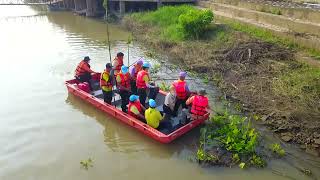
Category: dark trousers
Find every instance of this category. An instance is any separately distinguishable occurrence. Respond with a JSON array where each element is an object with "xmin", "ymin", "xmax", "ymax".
[
  {"xmin": 148, "ymin": 87, "xmax": 159, "ymax": 100},
  {"xmin": 76, "ymin": 73, "xmax": 92, "ymax": 90},
  {"xmin": 102, "ymin": 90, "xmax": 112, "ymax": 105},
  {"xmin": 119, "ymin": 90, "xmax": 130, "ymax": 112},
  {"xmin": 163, "ymin": 104, "xmax": 174, "ymax": 116},
  {"xmin": 130, "ymin": 80, "xmax": 137, "ymax": 95},
  {"xmin": 137, "ymin": 88, "xmax": 147, "ymax": 107},
  {"xmin": 173, "ymin": 98, "xmax": 187, "ymax": 116}
]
